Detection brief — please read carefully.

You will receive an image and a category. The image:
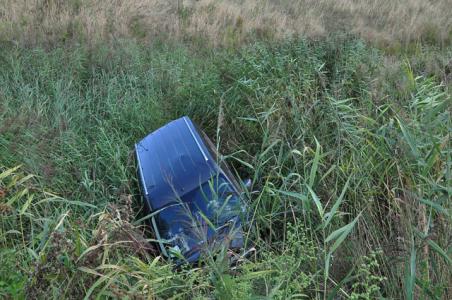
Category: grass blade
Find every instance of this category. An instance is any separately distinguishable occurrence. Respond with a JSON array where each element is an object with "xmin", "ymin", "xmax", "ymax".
[
  {"xmin": 277, "ymin": 190, "xmax": 308, "ymax": 203},
  {"xmin": 326, "ymin": 213, "xmax": 360, "ymax": 254},
  {"xmin": 20, "ymin": 194, "xmax": 34, "ymax": 214},
  {"xmin": 396, "ymin": 117, "xmax": 420, "ymax": 159},
  {"xmin": 405, "ymin": 245, "xmax": 416, "ymax": 300},
  {"xmin": 306, "ymin": 185, "xmax": 323, "ymax": 218},
  {"xmin": 323, "ymin": 177, "xmax": 351, "ymax": 228},
  {"xmin": 420, "ymin": 198, "xmax": 450, "ymax": 218},
  {"xmin": 36, "ymin": 196, "xmax": 98, "ymax": 209},
  {"xmin": 427, "ymin": 239, "xmax": 451, "ymax": 265},
  {"xmin": 308, "ymin": 137, "xmax": 321, "ymax": 188},
  {"xmin": 0, "ymin": 165, "xmax": 21, "ymax": 181}
]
